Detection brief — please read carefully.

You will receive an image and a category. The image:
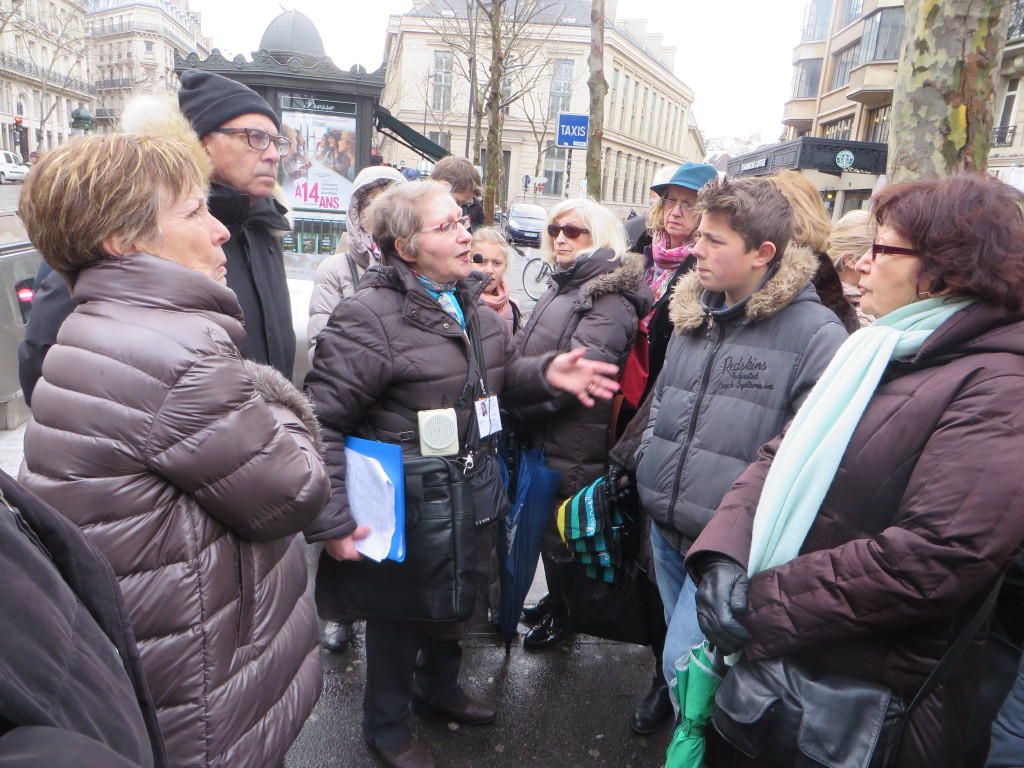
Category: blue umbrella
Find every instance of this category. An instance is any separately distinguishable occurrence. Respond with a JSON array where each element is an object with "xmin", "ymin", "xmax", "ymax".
[{"xmin": 497, "ymin": 446, "xmax": 561, "ymax": 653}]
